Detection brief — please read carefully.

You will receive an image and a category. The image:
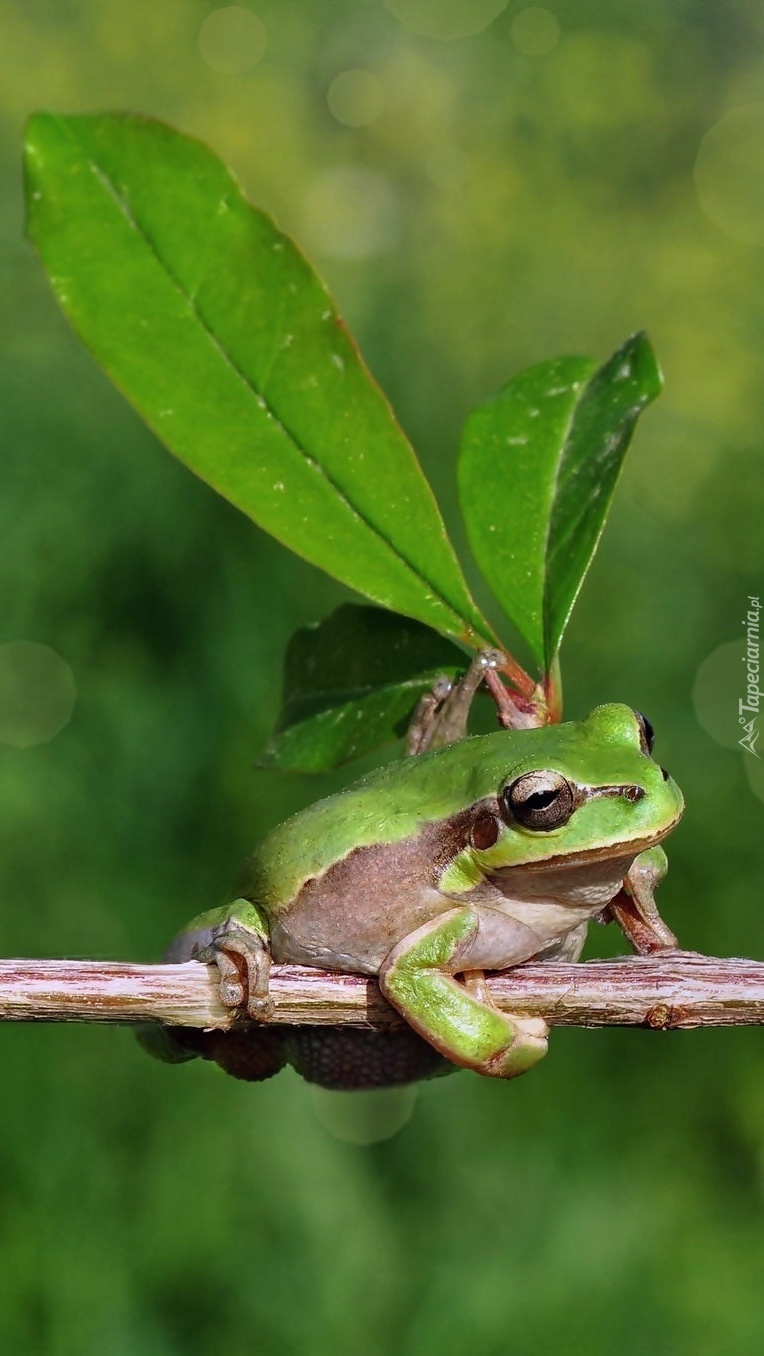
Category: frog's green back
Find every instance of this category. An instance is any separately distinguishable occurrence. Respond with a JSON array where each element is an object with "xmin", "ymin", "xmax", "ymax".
[
  {"xmin": 238, "ymin": 706, "xmax": 660, "ymax": 910},
  {"xmin": 238, "ymin": 731, "xmax": 510, "ymax": 909}
]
